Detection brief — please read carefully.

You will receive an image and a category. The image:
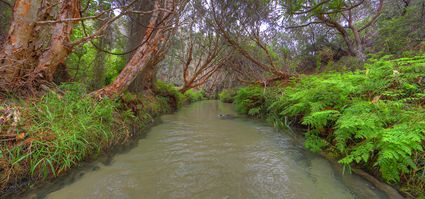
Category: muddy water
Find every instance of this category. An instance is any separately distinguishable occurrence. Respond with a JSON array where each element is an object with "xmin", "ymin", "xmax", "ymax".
[{"xmin": 23, "ymin": 100, "xmax": 388, "ymax": 199}]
